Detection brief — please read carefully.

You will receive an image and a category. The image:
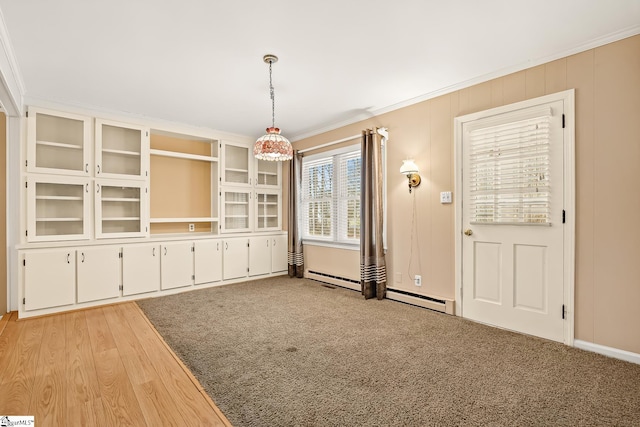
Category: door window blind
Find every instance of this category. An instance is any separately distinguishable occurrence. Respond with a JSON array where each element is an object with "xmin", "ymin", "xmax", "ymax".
[{"xmin": 469, "ymin": 114, "xmax": 551, "ymax": 225}]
